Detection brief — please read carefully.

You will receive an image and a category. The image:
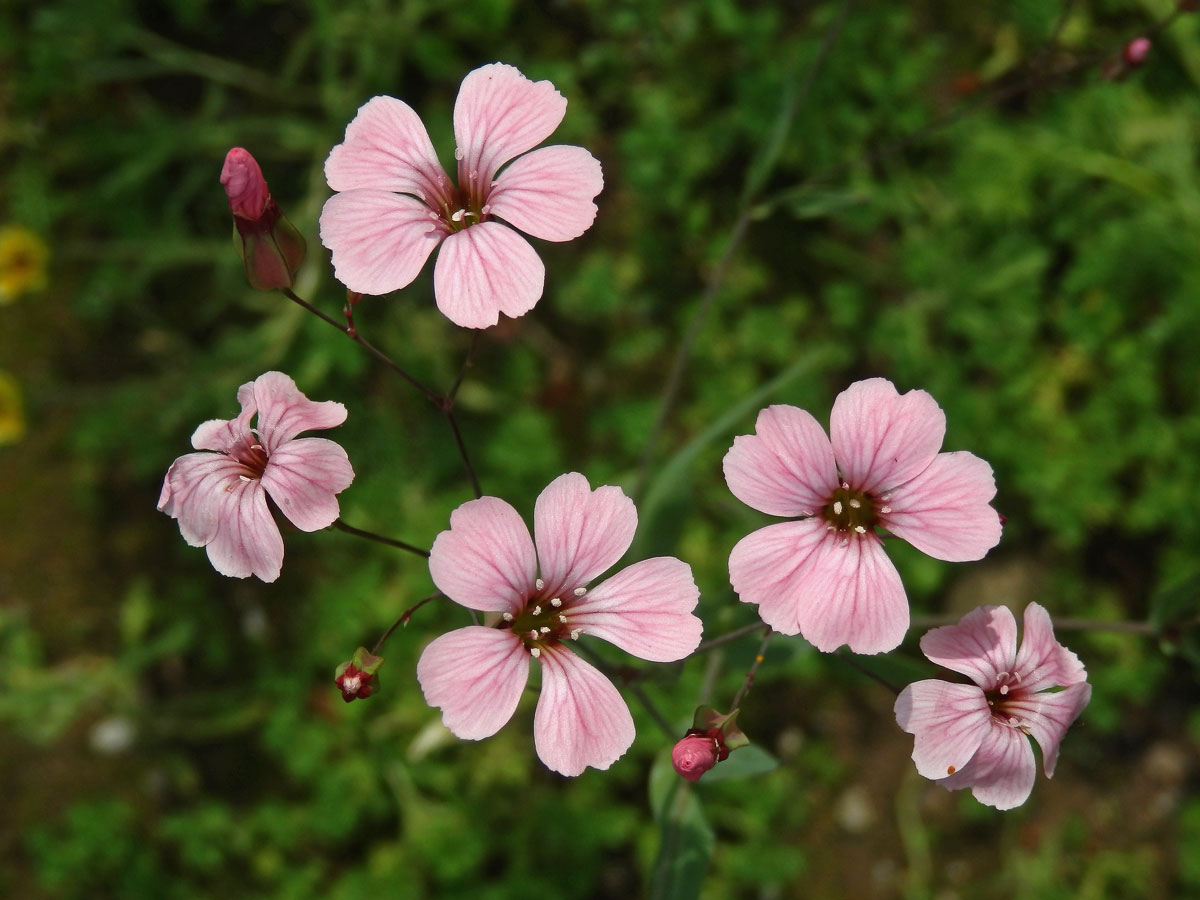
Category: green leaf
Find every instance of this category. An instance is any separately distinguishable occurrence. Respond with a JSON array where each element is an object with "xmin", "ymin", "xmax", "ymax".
[{"xmin": 700, "ymin": 744, "xmax": 779, "ymax": 783}]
